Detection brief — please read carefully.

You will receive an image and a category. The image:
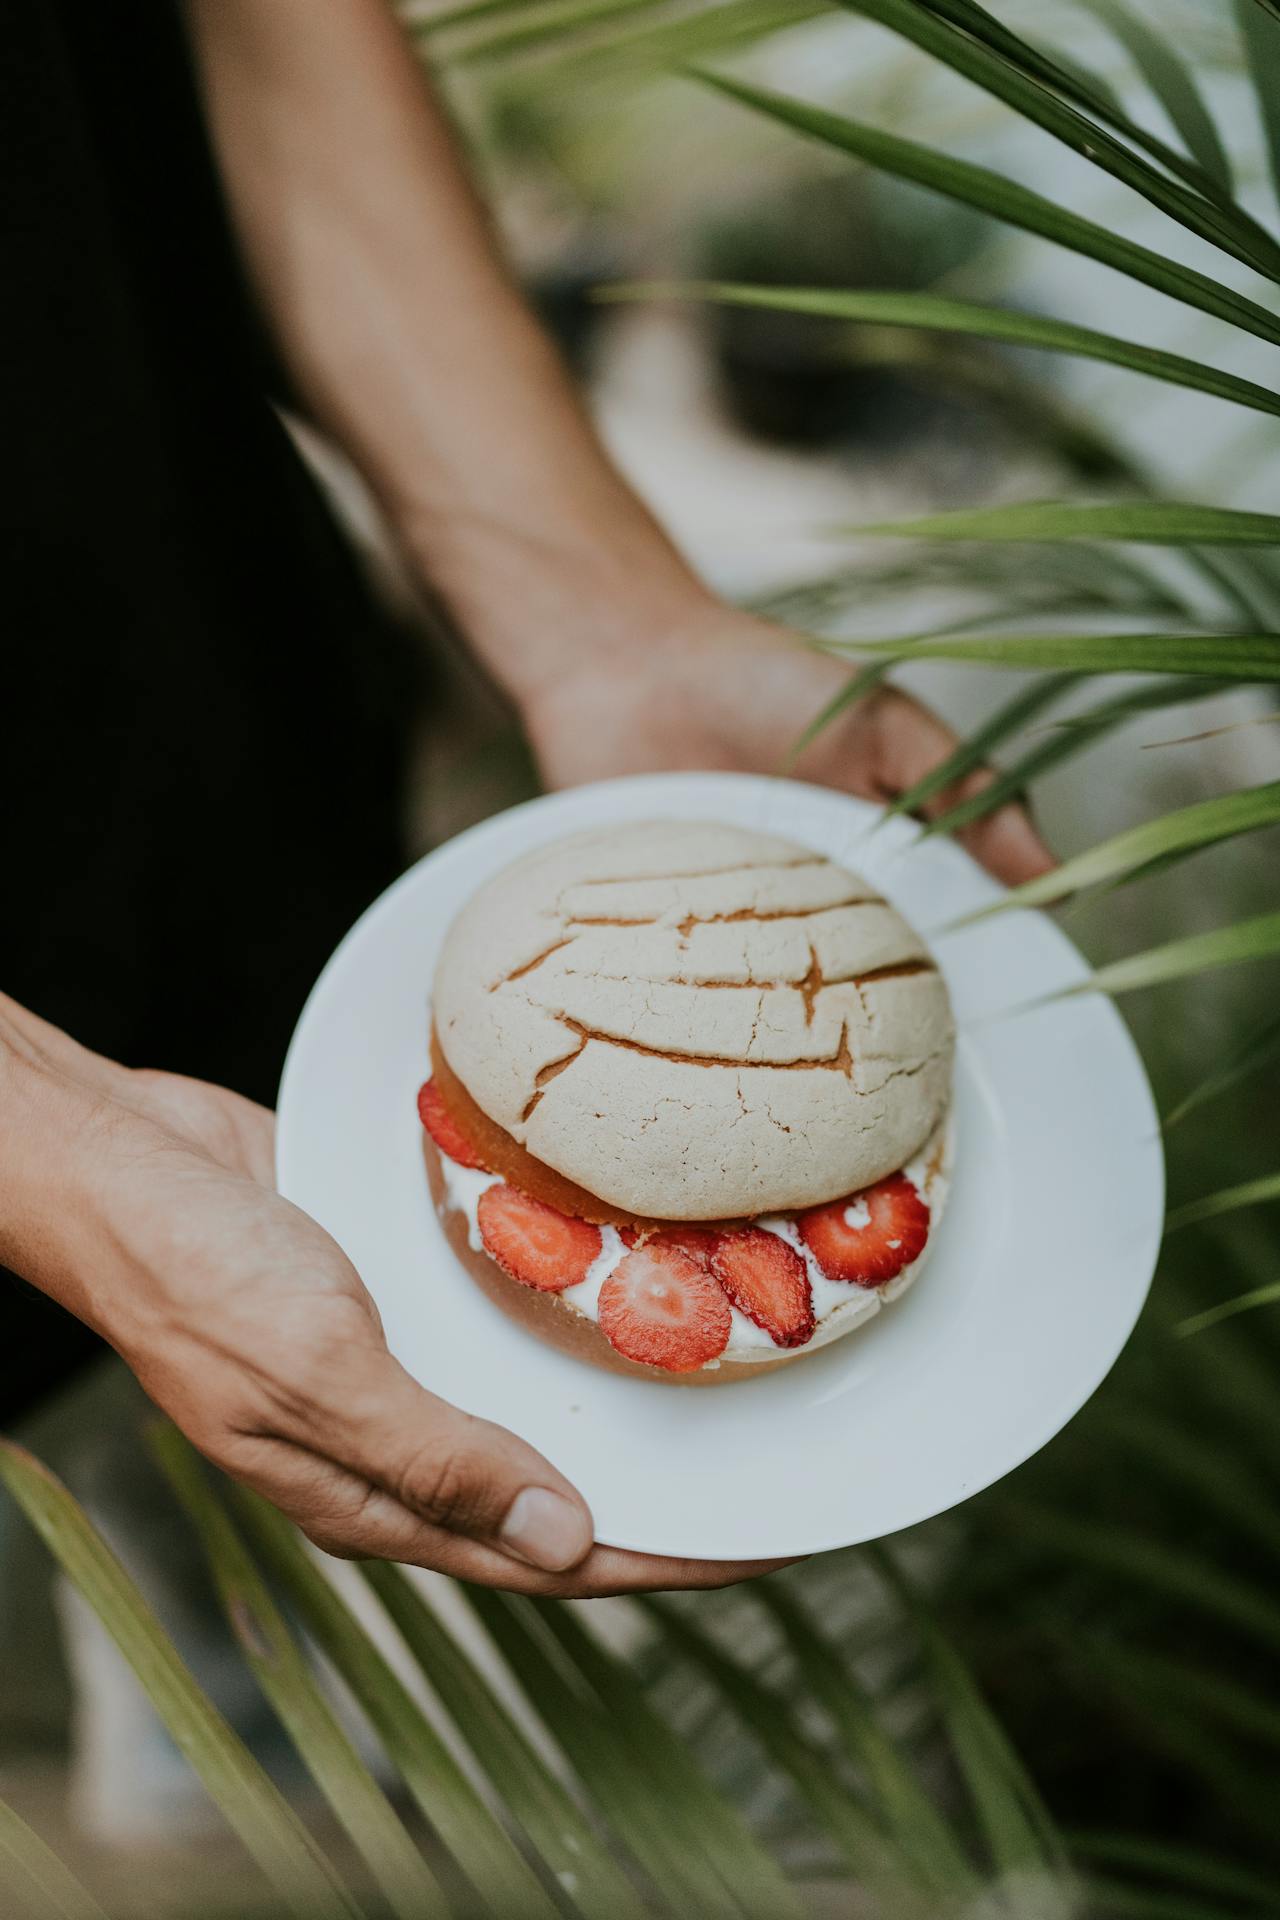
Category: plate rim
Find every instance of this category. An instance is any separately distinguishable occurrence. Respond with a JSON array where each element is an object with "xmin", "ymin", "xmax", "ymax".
[{"xmin": 278, "ymin": 771, "xmax": 1166, "ymax": 1557}]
